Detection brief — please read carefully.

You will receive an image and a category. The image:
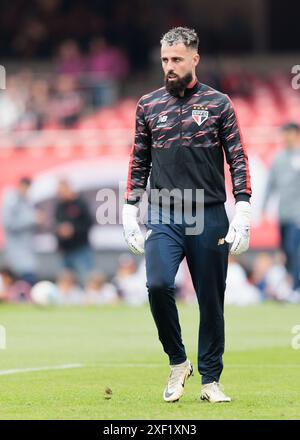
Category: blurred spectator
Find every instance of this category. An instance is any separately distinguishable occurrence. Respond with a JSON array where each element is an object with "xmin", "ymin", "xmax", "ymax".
[
  {"xmin": 84, "ymin": 271, "xmax": 120, "ymax": 305},
  {"xmin": 56, "ymin": 269, "xmax": 84, "ymax": 305},
  {"xmin": 87, "ymin": 36, "xmax": 129, "ymax": 82},
  {"xmin": 12, "ymin": 17, "xmax": 49, "ymax": 58},
  {"xmin": 54, "ymin": 179, "xmax": 95, "ymax": 284},
  {"xmin": 113, "ymin": 253, "xmax": 148, "ymax": 306},
  {"xmin": 225, "ymin": 256, "xmax": 261, "ymax": 306},
  {"xmin": 250, "ymin": 251, "xmax": 298, "ymax": 302},
  {"xmin": 250, "ymin": 252, "xmax": 274, "ymax": 300},
  {"xmin": 55, "ymin": 39, "xmax": 85, "ymax": 78},
  {"xmin": 0, "ymin": 76, "xmax": 25, "ymax": 131},
  {"xmin": 50, "ymin": 75, "xmax": 83, "ymax": 128},
  {"xmin": 262, "ymin": 122, "xmax": 300, "ymax": 289},
  {"xmin": 2, "ymin": 177, "xmax": 45, "ymax": 285},
  {"xmin": 86, "ymin": 36, "xmax": 129, "ymax": 107},
  {"xmin": 0, "ymin": 267, "xmax": 32, "ymax": 303},
  {"xmin": 19, "ymin": 79, "xmax": 50, "ymax": 130}
]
